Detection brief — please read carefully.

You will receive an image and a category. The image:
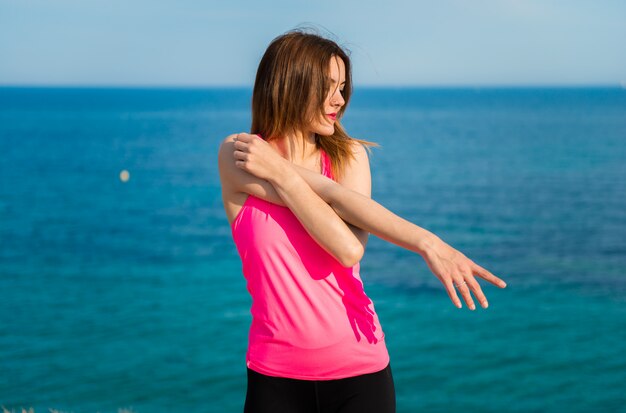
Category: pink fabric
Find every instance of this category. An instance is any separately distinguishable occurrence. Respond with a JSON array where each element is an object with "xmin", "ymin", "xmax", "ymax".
[{"xmin": 231, "ymin": 147, "xmax": 389, "ymax": 380}]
